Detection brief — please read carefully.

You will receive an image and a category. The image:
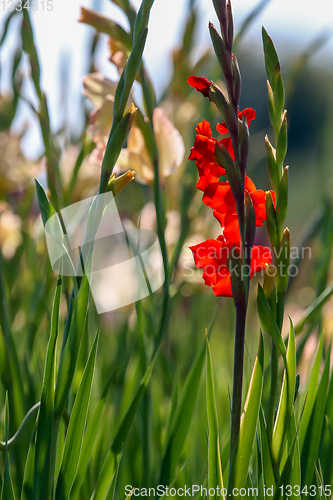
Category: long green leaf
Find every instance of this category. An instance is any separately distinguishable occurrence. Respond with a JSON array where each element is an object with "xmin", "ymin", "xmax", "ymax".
[
  {"xmin": 0, "ymin": 247, "xmax": 26, "ymax": 431},
  {"xmin": 0, "ymin": 403, "xmax": 40, "ymax": 451},
  {"xmin": 35, "ymin": 179, "xmax": 56, "ymax": 226},
  {"xmin": 111, "ymin": 346, "xmax": 158, "ymax": 455},
  {"xmin": 20, "ymin": 429, "xmax": 36, "ymax": 500},
  {"xmin": 323, "ymin": 369, "xmax": 333, "ymax": 484},
  {"xmin": 70, "ymin": 400, "xmax": 105, "ymax": 500},
  {"xmin": 90, "ymin": 452, "xmax": 121, "ymax": 500},
  {"xmin": 302, "ymin": 350, "xmax": 330, "ymax": 487},
  {"xmin": 206, "ymin": 335, "xmax": 224, "ymax": 499},
  {"xmin": 259, "ymin": 410, "xmax": 276, "ymax": 495},
  {"xmin": 289, "ymin": 411, "xmax": 301, "ymax": 500},
  {"xmin": 257, "ymin": 285, "xmax": 286, "ymax": 361},
  {"xmin": 298, "ymin": 333, "xmax": 323, "ymax": 451},
  {"xmin": 228, "ymin": 334, "xmax": 264, "ymax": 496},
  {"xmin": 55, "ymin": 329, "xmax": 99, "ymax": 500},
  {"xmin": 54, "ymin": 275, "xmax": 90, "ymax": 416},
  {"xmin": 2, "ymin": 393, "xmax": 15, "ymax": 500},
  {"xmin": 294, "ymin": 282, "xmax": 333, "ymax": 335},
  {"xmin": 272, "ymin": 436, "xmax": 297, "ymax": 500},
  {"xmin": 159, "ymin": 337, "xmax": 206, "ymax": 486},
  {"xmin": 271, "ymin": 318, "xmax": 296, "ymax": 464}
]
